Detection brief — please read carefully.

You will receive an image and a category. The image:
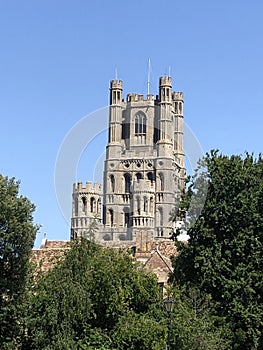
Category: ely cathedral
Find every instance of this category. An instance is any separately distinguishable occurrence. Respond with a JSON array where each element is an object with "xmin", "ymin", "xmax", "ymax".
[{"xmin": 70, "ymin": 76, "xmax": 185, "ymax": 246}]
